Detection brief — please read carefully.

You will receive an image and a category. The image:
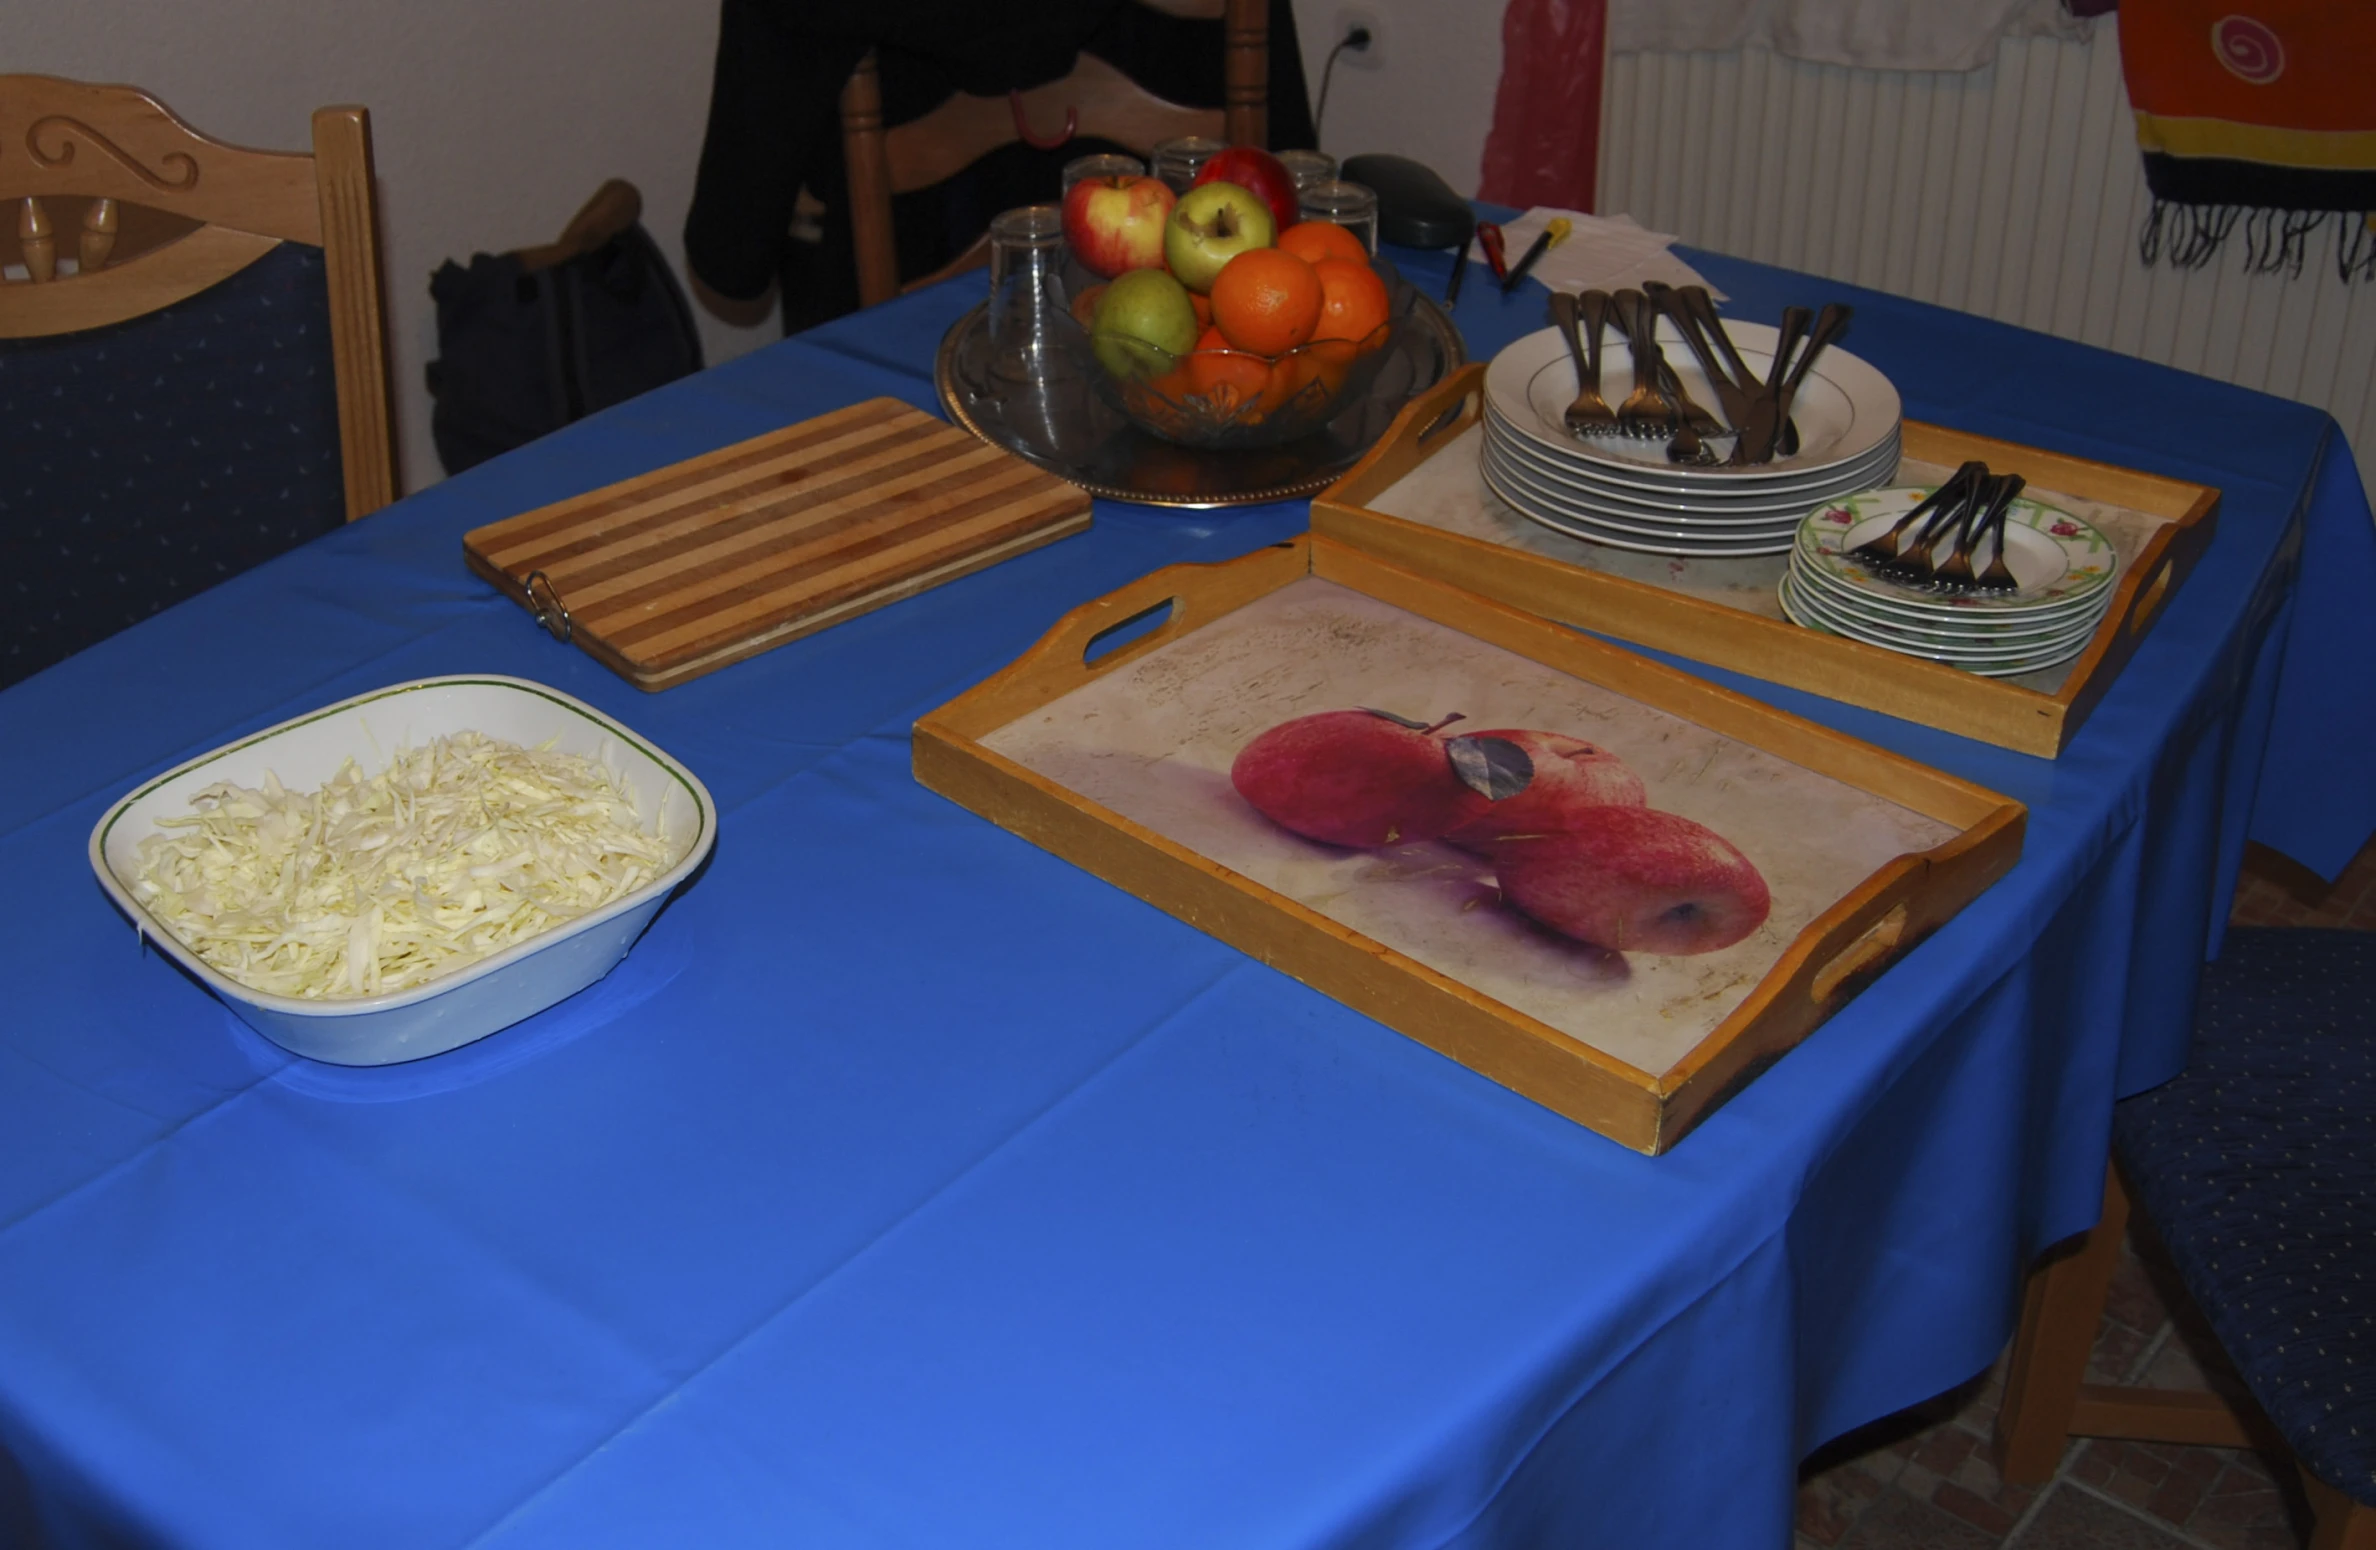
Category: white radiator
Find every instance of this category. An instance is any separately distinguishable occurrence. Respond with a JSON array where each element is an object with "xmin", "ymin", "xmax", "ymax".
[{"xmin": 1599, "ymin": 20, "xmax": 2376, "ymax": 505}]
